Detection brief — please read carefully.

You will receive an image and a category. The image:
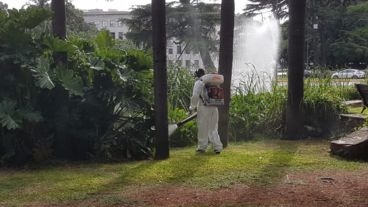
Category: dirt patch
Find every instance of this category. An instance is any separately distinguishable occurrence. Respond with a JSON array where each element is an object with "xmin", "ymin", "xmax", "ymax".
[{"xmin": 122, "ymin": 169, "xmax": 368, "ymax": 207}]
